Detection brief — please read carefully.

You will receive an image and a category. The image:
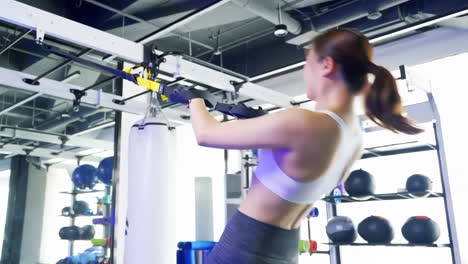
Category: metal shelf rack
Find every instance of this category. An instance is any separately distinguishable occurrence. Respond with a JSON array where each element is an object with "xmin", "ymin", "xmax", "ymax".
[{"xmin": 322, "ymin": 66, "xmax": 461, "ymax": 264}]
